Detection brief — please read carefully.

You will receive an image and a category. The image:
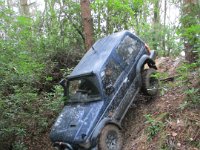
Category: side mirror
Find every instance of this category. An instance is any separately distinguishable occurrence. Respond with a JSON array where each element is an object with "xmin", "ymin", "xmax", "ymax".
[{"xmin": 60, "ymin": 79, "xmax": 68, "ymax": 96}]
